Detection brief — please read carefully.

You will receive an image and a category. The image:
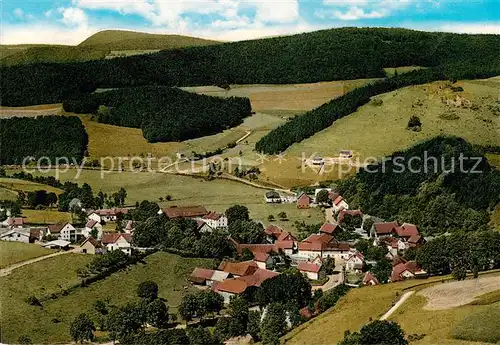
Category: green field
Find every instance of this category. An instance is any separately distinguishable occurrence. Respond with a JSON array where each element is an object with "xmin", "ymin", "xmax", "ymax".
[
  {"xmin": 451, "ymin": 303, "xmax": 500, "ymax": 343},
  {"xmin": 259, "ymin": 78, "xmax": 500, "ymax": 187},
  {"xmin": 21, "ymin": 209, "xmax": 72, "ymax": 225},
  {"xmin": 0, "ymin": 186, "xmax": 17, "ymax": 200},
  {"xmin": 0, "ymin": 177, "xmax": 63, "ymax": 194},
  {"xmin": 0, "ymin": 241, "xmax": 55, "ymax": 268},
  {"xmin": 15, "ymin": 169, "xmax": 323, "ymax": 231},
  {"xmin": 0, "ymin": 251, "xmax": 216, "ymax": 344}
]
